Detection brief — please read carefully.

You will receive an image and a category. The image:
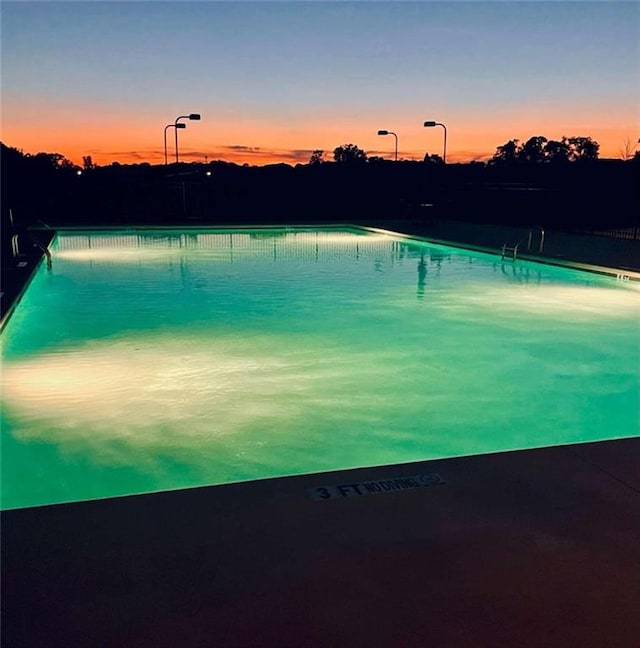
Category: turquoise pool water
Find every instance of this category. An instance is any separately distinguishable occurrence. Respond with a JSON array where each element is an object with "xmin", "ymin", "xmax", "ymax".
[{"xmin": 1, "ymin": 227, "xmax": 638, "ymax": 509}]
